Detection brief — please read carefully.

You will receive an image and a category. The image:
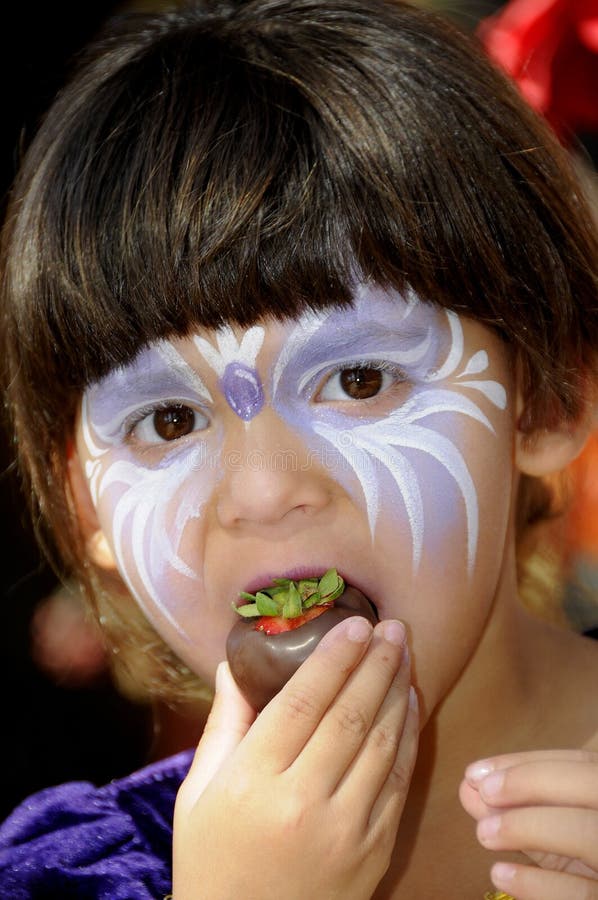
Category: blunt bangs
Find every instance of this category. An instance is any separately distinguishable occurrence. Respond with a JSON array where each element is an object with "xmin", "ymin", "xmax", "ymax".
[
  {"xmin": 2, "ymin": 0, "xmax": 597, "ymax": 697},
  {"xmin": 3, "ymin": 0, "xmax": 598, "ymax": 435}
]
